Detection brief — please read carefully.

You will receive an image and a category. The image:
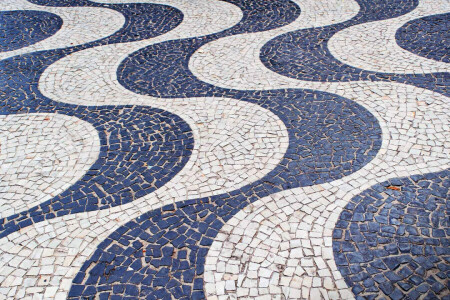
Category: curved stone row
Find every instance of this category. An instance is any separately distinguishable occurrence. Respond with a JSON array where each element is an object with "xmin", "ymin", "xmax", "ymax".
[
  {"xmin": 188, "ymin": 0, "xmax": 358, "ymax": 91},
  {"xmin": 205, "ymin": 189, "xmax": 355, "ymax": 300},
  {"xmin": 188, "ymin": 0, "xmax": 448, "ymax": 96},
  {"xmin": 204, "ymin": 171, "xmax": 450, "ymax": 299},
  {"xmin": 116, "ymin": 0, "xmax": 301, "ymax": 98},
  {"xmin": 0, "ymin": 106, "xmax": 194, "ymax": 238},
  {"xmin": 115, "ymin": 0, "xmax": 450, "ymax": 98},
  {"xmin": 40, "ymin": 0, "xmax": 299, "ymax": 102},
  {"xmin": 20, "ymin": 0, "xmax": 185, "ymax": 45},
  {"xmin": 0, "ymin": 0, "xmax": 184, "ymax": 61},
  {"xmin": 202, "ymin": 81, "xmax": 450, "ymax": 299},
  {"xmin": 38, "ymin": 0, "xmax": 243, "ymax": 106}
]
